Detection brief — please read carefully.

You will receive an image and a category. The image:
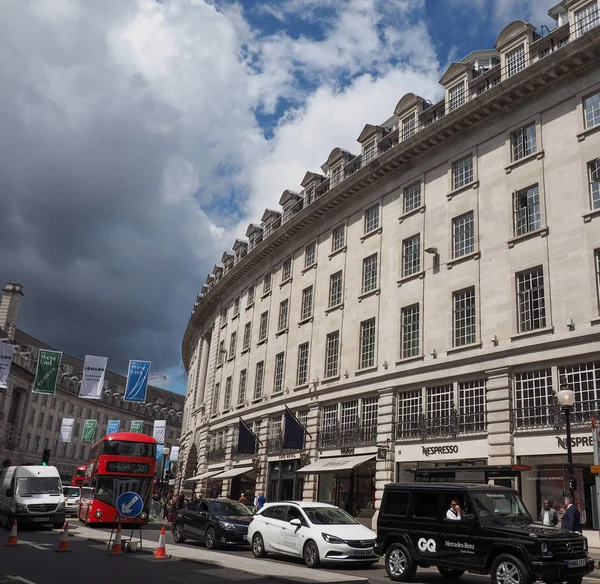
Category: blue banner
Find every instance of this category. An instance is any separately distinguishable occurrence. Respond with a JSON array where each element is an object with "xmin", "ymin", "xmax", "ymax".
[
  {"xmin": 156, "ymin": 444, "xmax": 164, "ymax": 461},
  {"xmin": 124, "ymin": 360, "xmax": 151, "ymax": 403},
  {"xmin": 237, "ymin": 418, "xmax": 256, "ymax": 455},
  {"xmin": 106, "ymin": 420, "xmax": 120, "ymax": 435}
]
